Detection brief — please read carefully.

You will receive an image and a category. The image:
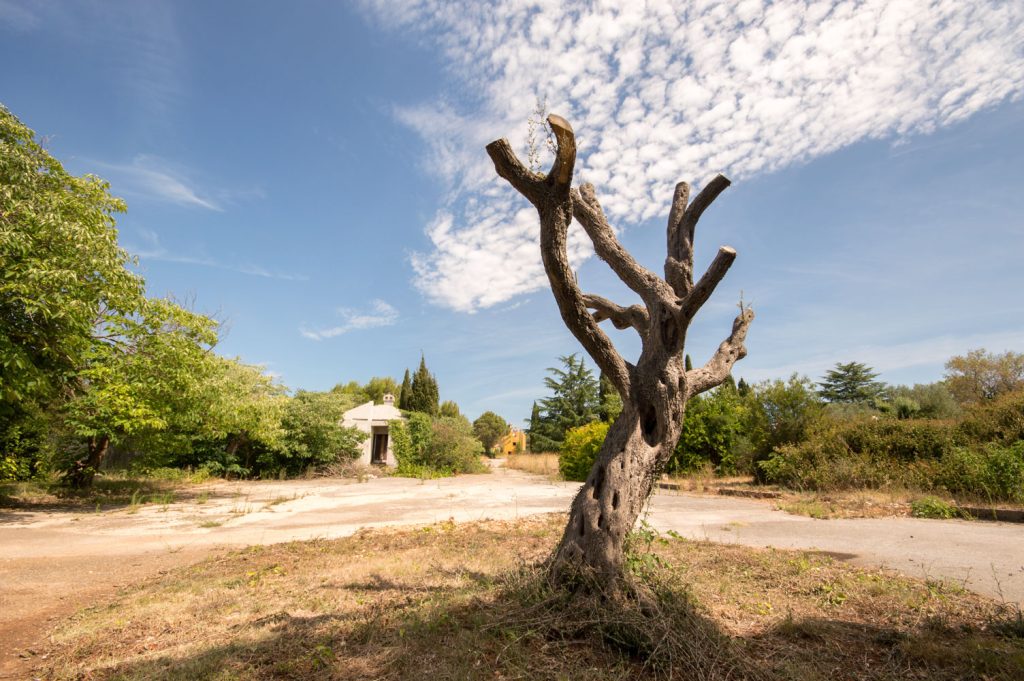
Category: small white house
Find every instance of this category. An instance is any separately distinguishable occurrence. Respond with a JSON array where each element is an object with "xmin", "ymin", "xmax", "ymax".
[{"xmin": 341, "ymin": 393, "xmax": 405, "ymax": 466}]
